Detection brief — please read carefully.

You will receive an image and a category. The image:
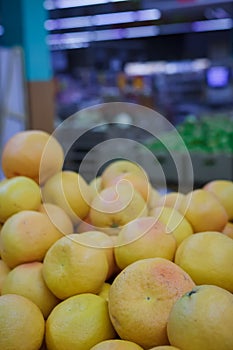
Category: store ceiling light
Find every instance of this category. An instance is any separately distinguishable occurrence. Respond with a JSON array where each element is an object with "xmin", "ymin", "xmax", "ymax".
[
  {"xmin": 125, "ymin": 25, "xmax": 159, "ymax": 38},
  {"xmin": 93, "ymin": 9, "xmax": 161, "ymax": 26},
  {"xmin": 95, "ymin": 28, "xmax": 122, "ymax": 41},
  {"xmin": 93, "ymin": 11, "xmax": 134, "ymax": 26},
  {"xmin": 47, "ymin": 24, "xmax": 159, "ymax": 49},
  {"xmin": 45, "ymin": 9, "xmax": 161, "ymax": 30},
  {"xmin": 137, "ymin": 9, "xmax": 161, "ymax": 22},
  {"xmin": 44, "ymin": 0, "xmax": 128, "ymax": 10},
  {"xmin": 192, "ymin": 18, "xmax": 233, "ymax": 32},
  {"xmin": 50, "ymin": 41, "xmax": 89, "ymax": 50},
  {"xmin": 47, "ymin": 31, "xmax": 93, "ymax": 49},
  {"xmin": 45, "ymin": 16, "xmax": 92, "ymax": 30},
  {"xmin": 47, "ymin": 17, "xmax": 233, "ymax": 50}
]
